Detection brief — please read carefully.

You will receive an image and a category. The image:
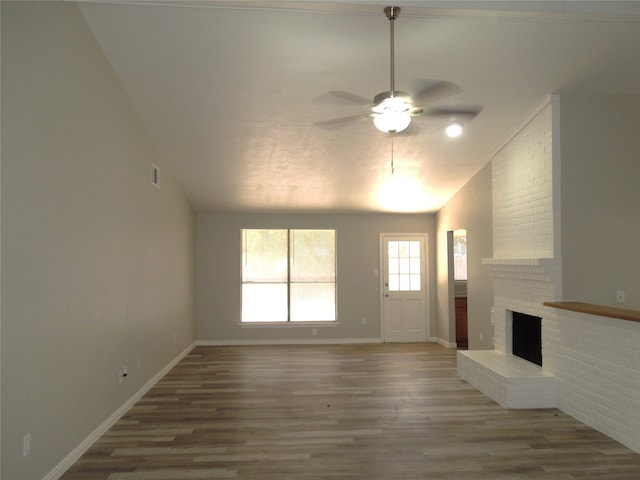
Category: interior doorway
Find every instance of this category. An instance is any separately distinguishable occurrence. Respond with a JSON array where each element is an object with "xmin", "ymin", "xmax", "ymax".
[{"xmin": 452, "ymin": 230, "xmax": 468, "ymax": 349}]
